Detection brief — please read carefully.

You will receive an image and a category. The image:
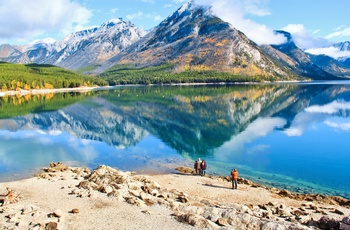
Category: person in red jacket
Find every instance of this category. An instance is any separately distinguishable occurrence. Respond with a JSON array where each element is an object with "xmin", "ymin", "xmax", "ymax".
[
  {"xmin": 200, "ymin": 160, "xmax": 207, "ymax": 176},
  {"xmin": 231, "ymin": 168, "xmax": 238, "ymax": 189}
]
